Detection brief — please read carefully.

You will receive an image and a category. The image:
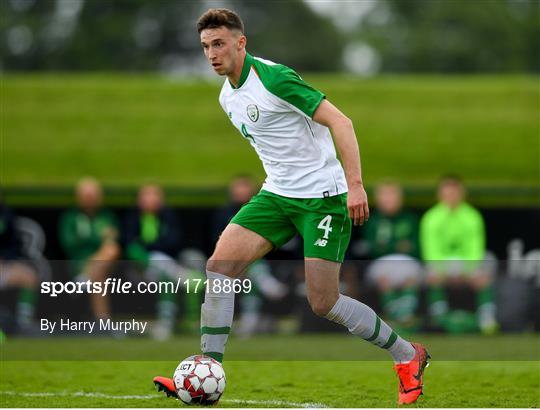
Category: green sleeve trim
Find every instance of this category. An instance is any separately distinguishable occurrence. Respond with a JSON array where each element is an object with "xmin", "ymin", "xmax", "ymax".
[{"xmin": 252, "ymin": 57, "xmax": 325, "ymax": 118}]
